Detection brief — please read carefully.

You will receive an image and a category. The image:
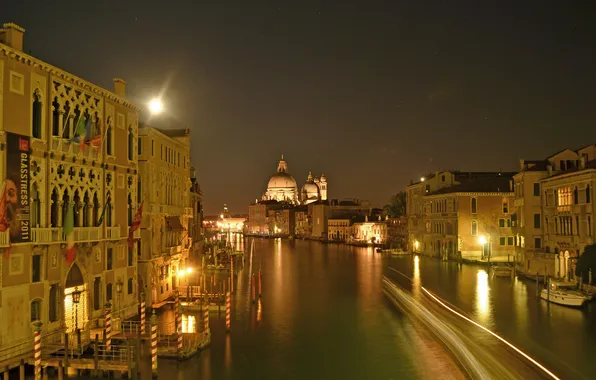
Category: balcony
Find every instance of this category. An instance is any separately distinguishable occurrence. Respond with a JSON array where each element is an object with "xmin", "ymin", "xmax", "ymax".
[
  {"xmin": 32, "ymin": 228, "xmax": 61, "ymax": 244},
  {"xmin": 0, "ymin": 230, "xmax": 9, "ymax": 247},
  {"xmin": 50, "ymin": 137, "xmax": 100, "ymax": 160},
  {"xmin": 106, "ymin": 226, "xmax": 121, "ymax": 240}
]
